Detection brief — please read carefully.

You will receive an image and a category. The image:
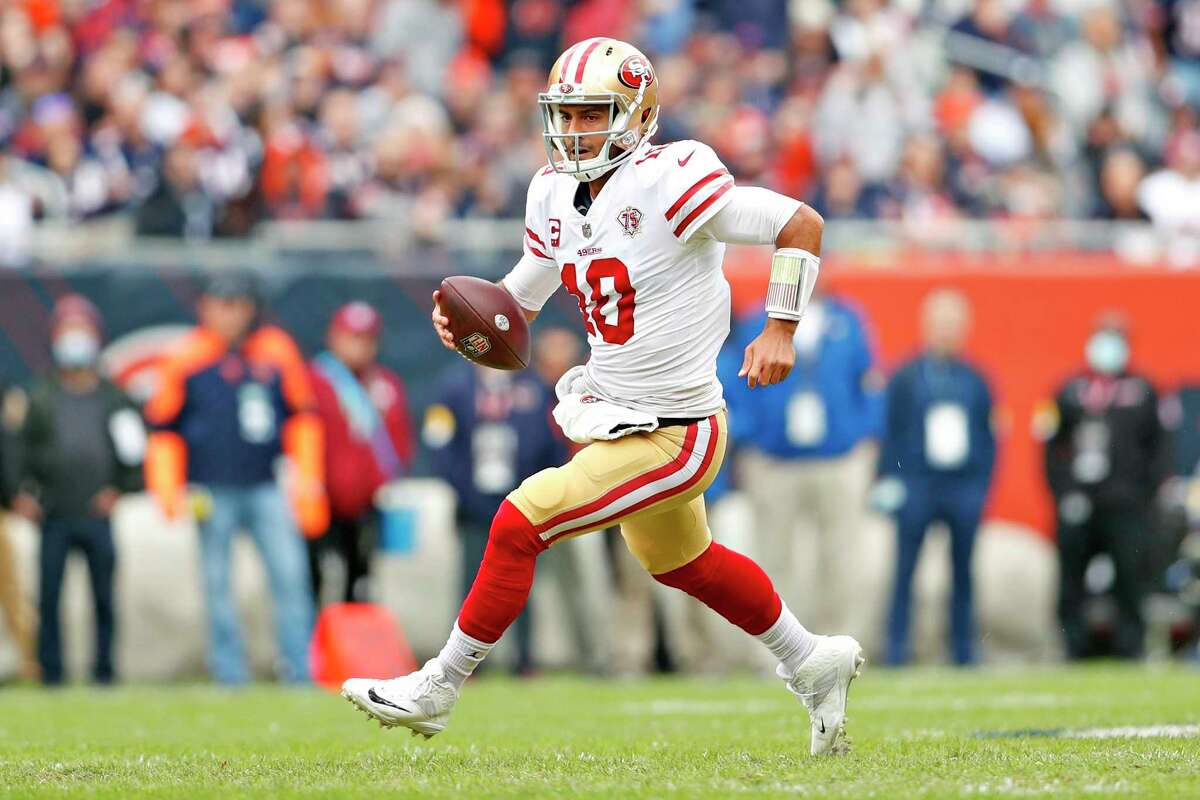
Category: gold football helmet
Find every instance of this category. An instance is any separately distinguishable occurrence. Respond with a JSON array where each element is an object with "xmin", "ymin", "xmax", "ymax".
[{"xmin": 538, "ymin": 38, "xmax": 660, "ymax": 182}]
